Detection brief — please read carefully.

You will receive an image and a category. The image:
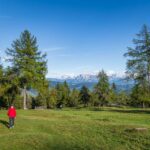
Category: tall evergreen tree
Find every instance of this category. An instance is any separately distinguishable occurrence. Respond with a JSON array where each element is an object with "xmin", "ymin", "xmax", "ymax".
[
  {"xmin": 68, "ymin": 88, "xmax": 79, "ymax": 107},
  {"xmin": 3, "ymin": 67, "xmax": 20, "ymax": 107},
  {"xmin": 0, "ymin": 64, "xmax": 6, "ymax": 107},
  {"xmin": 79, "ymin": 86, "xmax": 90, "ymax": 107},
  {"xmin": 124, "ymin": 25, "xmax": 150, "ymax": 86},
  {"xmin": 6, "ymin": 30, "xmax": 47, "ymax": 109},
  {"xmin": 0, "ymin": 57, "xmax": 3, "ymax": 93},
  {"xmin": 94, "ymin": 70, "xmax": 110, "ymax": 106},
  {"xmin": 55, "ymin": 83, "xmax": 65, "ymax": 108},
  {"xmin": 55, "ymin": 81, "xmax": 70, "ymax": 108},
  {"xmin": 47, "ymin": 88, "xmax": 57, "ymax": 108},
  {"xmin": 124, "ymin": 25, "xmax": 150, "ymax": 107},
  {"xmin": 130, "ymin": 84, "xmax": 150, "ymax": 108},
  {"xmin": 0, "ymin": 65, "xmax": 4, "ymax": 96},
  {"xmin": 116, "ymin": 91, "xmax": 128, "ymax": 105},
  {"xmin": 63, "ymin": 81, "xmax": 70, "ymax": 104},
  {"xmin": 112, "ymin": 82, "xmax": 117, "ymax": 92}
]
